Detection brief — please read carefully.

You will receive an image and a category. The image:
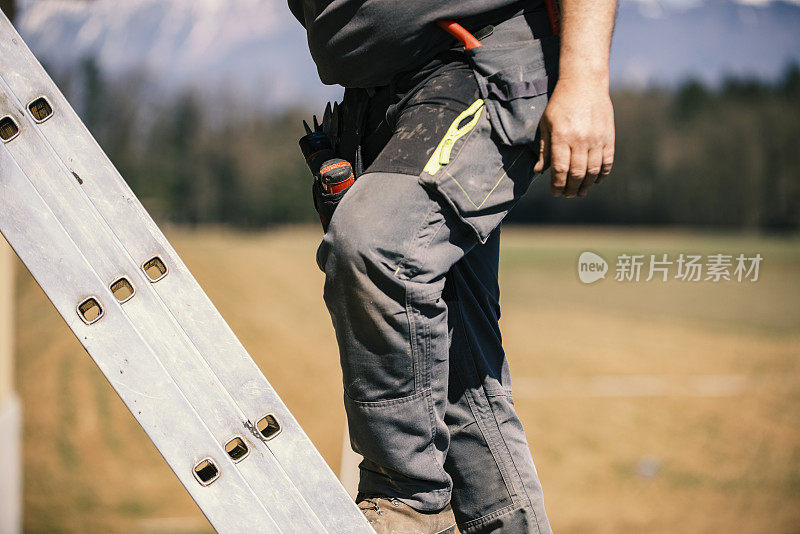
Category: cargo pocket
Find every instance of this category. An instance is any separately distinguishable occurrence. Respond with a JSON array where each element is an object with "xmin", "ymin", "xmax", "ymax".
[
  {"xmin": 419, "ymin": 98, "xmax": 537, "ymax": 243},
  {"xmin": 467, "ymin": 36, "xmax": 557, "ymax": 146},
  {"xmin": 344, "ymin": 389, "xmax": 449, "ymax": 491}
]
